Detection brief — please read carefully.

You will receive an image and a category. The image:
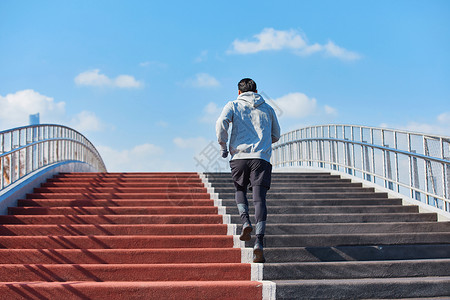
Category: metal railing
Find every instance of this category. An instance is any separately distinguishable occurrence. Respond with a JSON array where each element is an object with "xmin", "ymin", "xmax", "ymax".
[
  {"xmin": 272, "ymin": 124, "xmax": 450, "ymax": 212},
  {"xmin": 1, "ymin": 124, "xmax": 106, "ymax": 191}
]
